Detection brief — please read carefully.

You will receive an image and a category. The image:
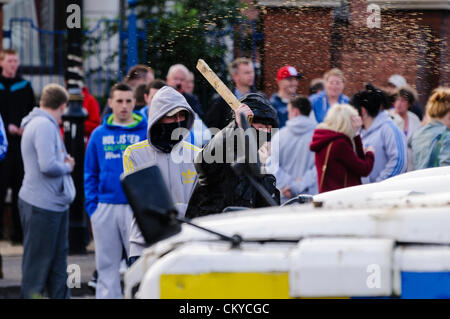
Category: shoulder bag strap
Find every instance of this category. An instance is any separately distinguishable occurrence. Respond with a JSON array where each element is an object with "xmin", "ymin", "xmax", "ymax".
[{"xmin": 319, "ymin": 142, "xmax": 333, "ymax": 193}]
